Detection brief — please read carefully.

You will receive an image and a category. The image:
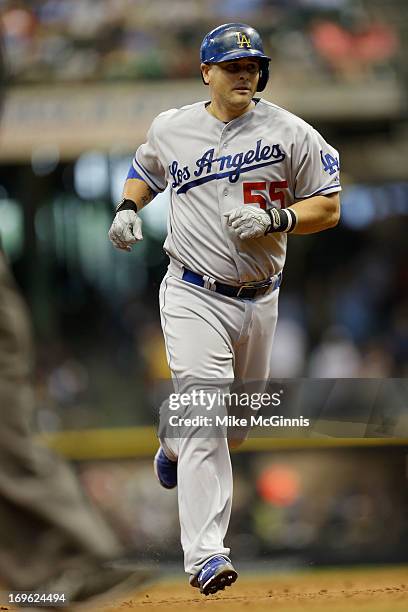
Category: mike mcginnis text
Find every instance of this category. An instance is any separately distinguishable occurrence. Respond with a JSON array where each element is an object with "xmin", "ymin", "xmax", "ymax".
[{"xmin": 168, "ymin": 415, "xmax": 310, "ymax": 427}]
